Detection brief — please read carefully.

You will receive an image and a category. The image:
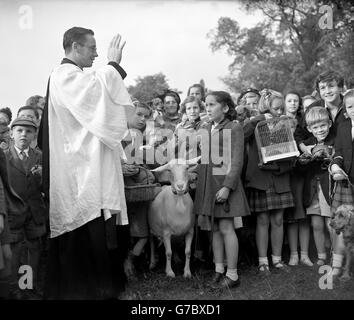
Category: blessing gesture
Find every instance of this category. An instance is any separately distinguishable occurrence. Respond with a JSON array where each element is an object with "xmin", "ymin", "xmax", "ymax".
[{"xmin": 107, "ymin": 34, "xmax": 126, "ymax": 65}]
